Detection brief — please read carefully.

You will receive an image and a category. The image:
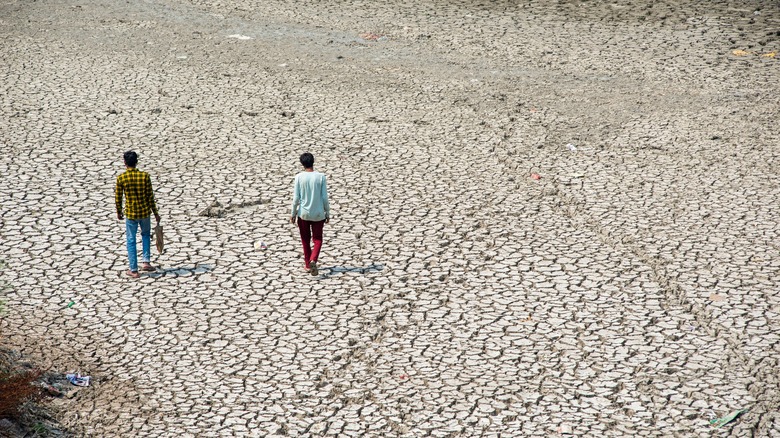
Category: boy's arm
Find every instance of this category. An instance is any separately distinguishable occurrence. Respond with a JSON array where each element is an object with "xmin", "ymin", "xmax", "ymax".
[
  {"xmin": 290, "ymin": 175, "xmax": 300, "ymax": 223},
  {"xmin": 115, "ymin": 177, "xmax": 124, "ymax": 219},
  {"xmin": 322, "ymin": 175, "xmax": 330, "ymax": 220}
]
